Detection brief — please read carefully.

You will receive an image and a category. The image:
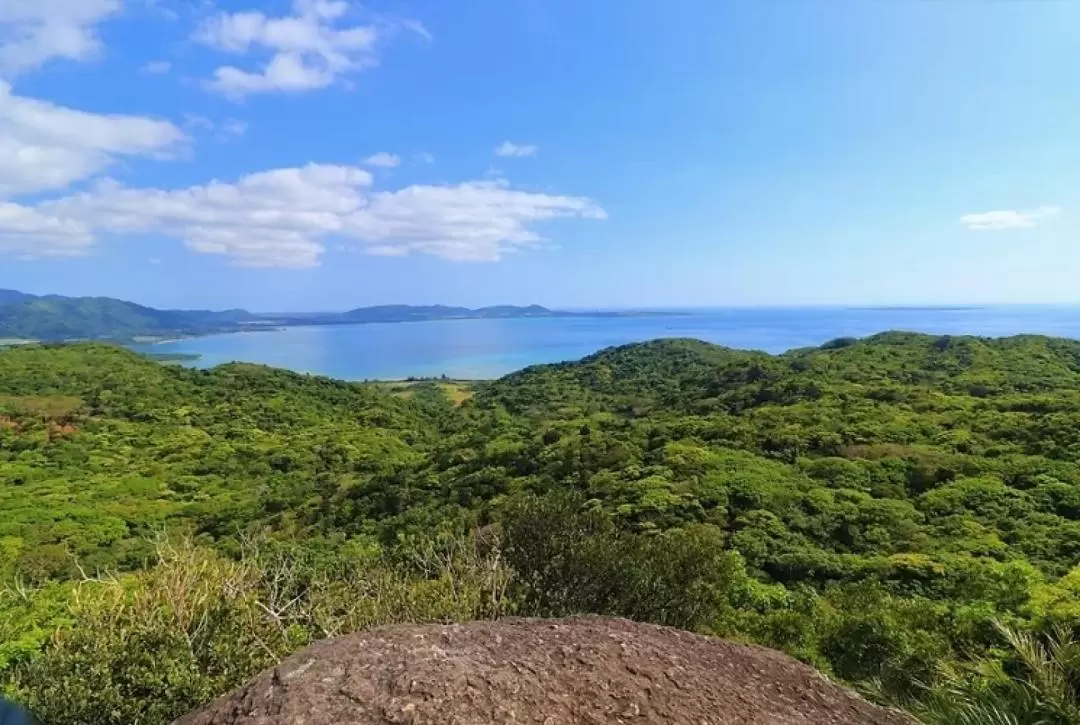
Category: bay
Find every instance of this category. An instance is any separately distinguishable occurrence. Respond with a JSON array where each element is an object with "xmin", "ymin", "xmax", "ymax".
[{"xmin": 132, "ymin": 306, "xmax": 1080, "ymax": 380}]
